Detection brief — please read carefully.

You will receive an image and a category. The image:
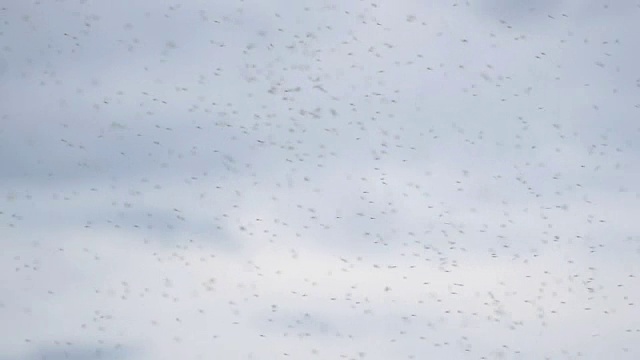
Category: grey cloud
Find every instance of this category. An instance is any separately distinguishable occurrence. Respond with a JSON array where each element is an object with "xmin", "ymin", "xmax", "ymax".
[
  {"xmin": 2, "ymin": 0, "xmax": 639, "ymax": 358},
  {"xmin": 475, "ymin": 0, "xmax": 560, "ymax": 23},
  {"xmin": 1, "ymin": 344, "xmax": 137, "ymax": 360}
]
